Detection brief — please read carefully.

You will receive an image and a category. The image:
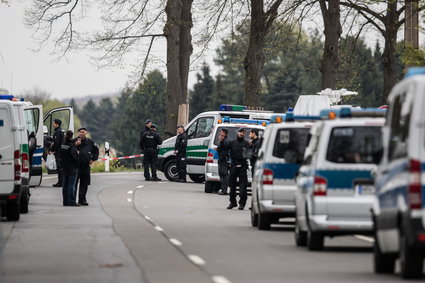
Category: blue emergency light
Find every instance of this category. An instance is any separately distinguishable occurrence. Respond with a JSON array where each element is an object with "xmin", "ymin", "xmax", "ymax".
[
  {"xmin": 320, "ymin": 107, "xmax": 387, "ymax": 119},
  {"xmin": 221, "ymin": 116, "xmax": 270, "ymax": 125},
  {"xmin": 405, "ymin": 67, "xmax": 425, "ymax": 78},
  {"xmin": 271, "ymin": 113, "xmax": 319, "ymax": 123},
  {"xmin": 0, "ymin": 95, "xmax": 14, "ymax": 100},
  {"xmin": 219, "ymin": 104, "xmax": 248, "ymax": 111}
]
